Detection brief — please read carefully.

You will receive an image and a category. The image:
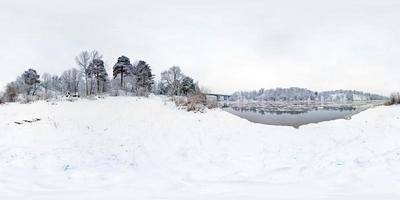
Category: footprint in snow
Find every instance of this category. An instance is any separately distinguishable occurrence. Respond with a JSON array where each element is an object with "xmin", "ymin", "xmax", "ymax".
[{"xmin": 13, "ymin": 118, "xmax": 41, "ymax": 125}]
